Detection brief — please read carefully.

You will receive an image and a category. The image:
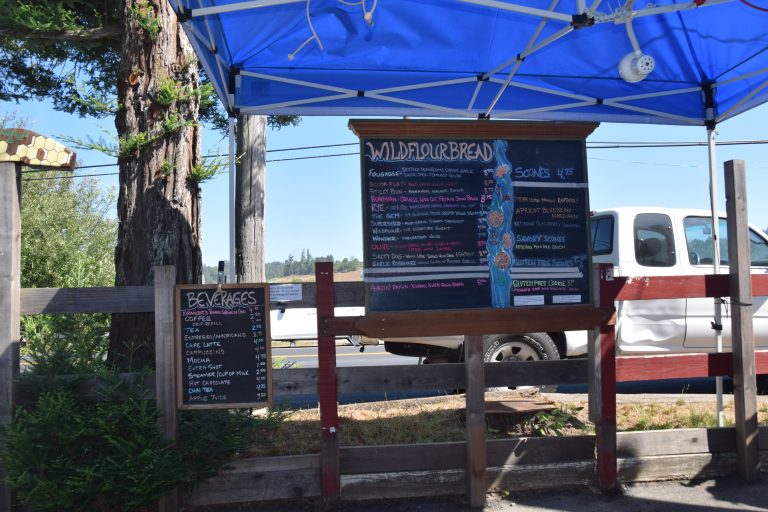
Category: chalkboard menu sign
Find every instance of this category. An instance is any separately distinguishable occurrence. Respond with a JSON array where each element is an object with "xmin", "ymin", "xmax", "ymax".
[
  {"xmin": 176, "ymin": 284, "xmax": 271, "ymax": 409},
  {"xmin": 354, "ymin": 121, "xmax": 594, "ymax": 312}
]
